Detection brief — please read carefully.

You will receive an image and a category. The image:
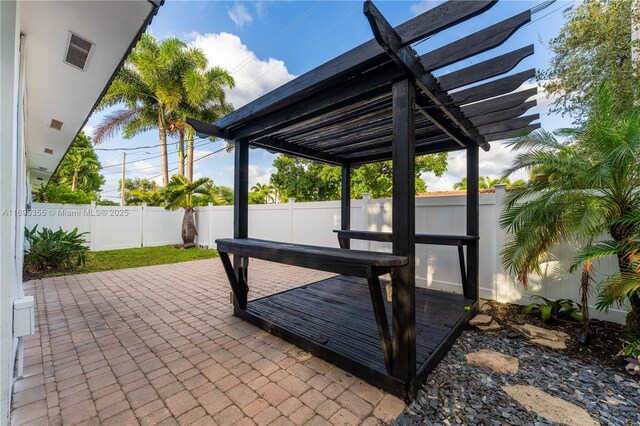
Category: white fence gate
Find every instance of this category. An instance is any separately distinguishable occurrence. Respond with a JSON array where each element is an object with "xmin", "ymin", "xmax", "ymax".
[{"xmin": 26, "ymin": 186, "xmax": 628, "ymax": 323}]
